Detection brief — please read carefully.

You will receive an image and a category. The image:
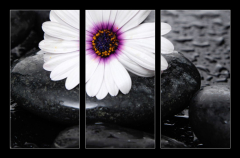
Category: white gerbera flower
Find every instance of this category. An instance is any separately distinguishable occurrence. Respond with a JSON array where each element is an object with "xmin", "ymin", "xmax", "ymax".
[
  {"xmin": 86, "ymin": 10, "xmax": 155, "ymax": 100},
  {"xmin": 161, "ymin": 22, "xmax": 174, "ymax": 71},
  {"xmin": 38, "ymin": 10, "xmax": 79, "ymax": 90}
]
